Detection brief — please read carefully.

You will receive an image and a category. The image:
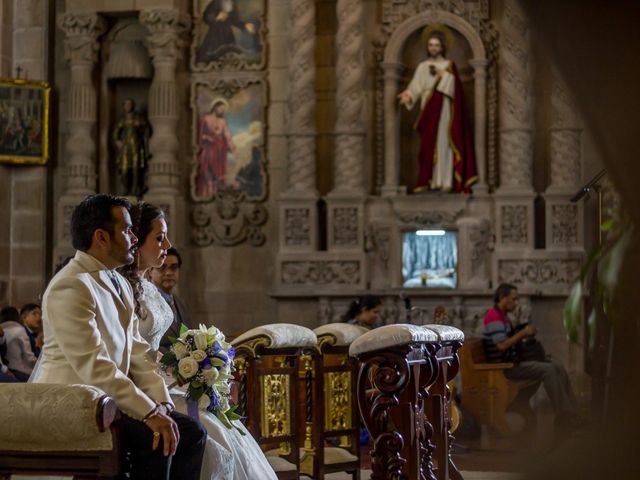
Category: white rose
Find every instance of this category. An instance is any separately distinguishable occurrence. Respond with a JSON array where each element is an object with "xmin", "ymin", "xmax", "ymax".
[
  {"xmin": 194, "ymin": 331, "xmax": 209, "ymax": 351},
  {"xmin": 202, "ymin": 368, "xmax": 219, "ymax": 385},
  {"xmin": 191, "ymin": 349, "xmax": 207, "ymax": 362},
  {"xmin": 198, "ymin": 394, "xmax": 211, "ymax": 410},
  {"xmin": 173, "ymin": 342, "xmax": 189, "ymax": 360},
  {"xmin": 219, "ymin": 396, "xmax": 230, "ymax": 413},
  {"xmin": 178, "ymin": 357, "xmax": 199, "ymax": 379}
]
